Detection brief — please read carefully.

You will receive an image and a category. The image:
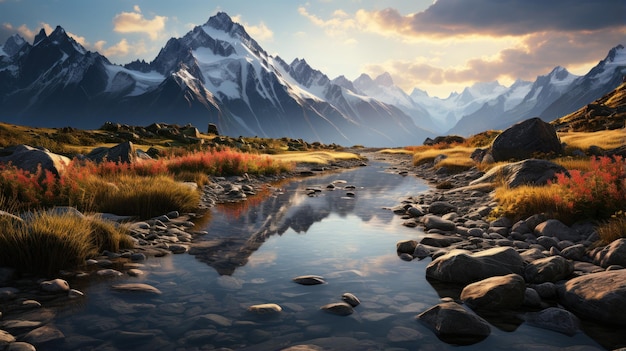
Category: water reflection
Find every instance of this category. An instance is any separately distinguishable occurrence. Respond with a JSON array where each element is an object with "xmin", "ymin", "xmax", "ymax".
[{"xmin": 191, "ymin": 161, "xmax": 423, "ymax": 275}]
